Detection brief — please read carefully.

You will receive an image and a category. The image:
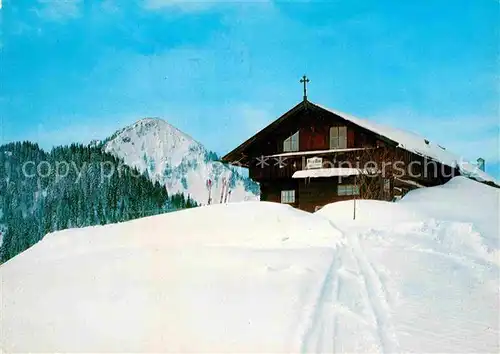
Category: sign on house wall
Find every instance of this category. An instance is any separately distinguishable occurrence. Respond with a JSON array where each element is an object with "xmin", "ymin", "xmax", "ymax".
[{"xmin": 306, "ymin": 157, "xmax": 323, "ymax": 169}]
